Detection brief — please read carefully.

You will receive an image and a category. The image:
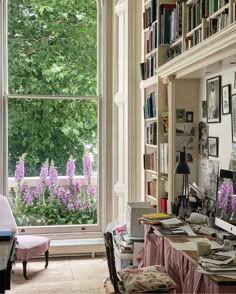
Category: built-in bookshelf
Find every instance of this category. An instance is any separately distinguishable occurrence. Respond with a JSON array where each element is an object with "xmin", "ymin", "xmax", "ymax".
[
  {"xmin": 141, "ymin": 0, "xmax": 172, "ymax": 210},
  {"xmin": 141, "ymin": 0, "xmax": 236, "ymax": 213}
]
